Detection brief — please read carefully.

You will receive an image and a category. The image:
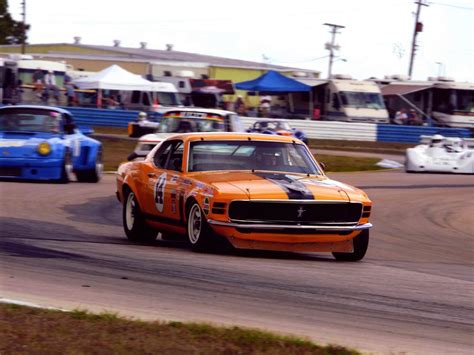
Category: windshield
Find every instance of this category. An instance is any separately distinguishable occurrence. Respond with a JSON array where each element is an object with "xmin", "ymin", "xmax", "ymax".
[
  {"xmin": 0, "ymin": 108, "xmax": 62, "ymax": 133},
  {"xmin": 256, "ymin": 121, "xmax": 291, "ymax": 131},
  {"xmin": 339, "ymin": 91, "xmax": 385, "ymax": 109},
  {"xmin": 158, "ymin": 113, "xmax": 226, "ymax": 133},
  {"xmin": 189, "ymin": 140, "xmax": 321, "ymax": 174},
  {"xmin": 156, "ymin": 92, "xmax": 181, "ymax": 106},
  {"xmin": 432, "ymin": 88, "xmax": 474, "ymax": 114}
]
